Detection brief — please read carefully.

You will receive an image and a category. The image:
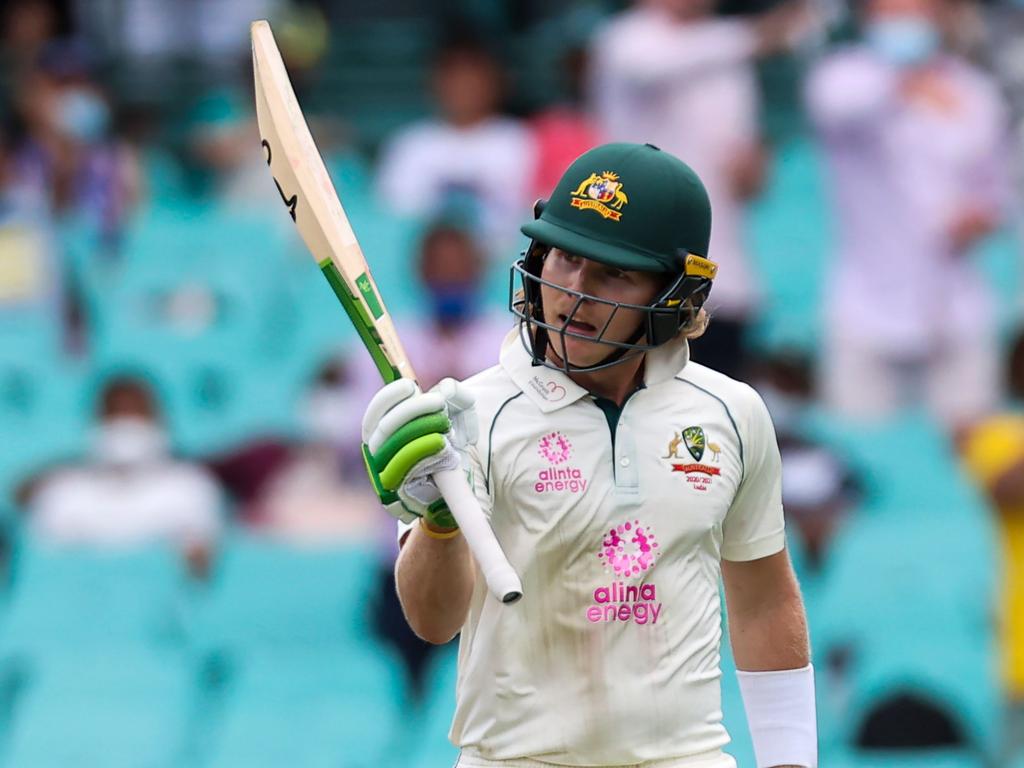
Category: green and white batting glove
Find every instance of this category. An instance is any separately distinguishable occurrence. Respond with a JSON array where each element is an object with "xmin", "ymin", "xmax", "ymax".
[{"xmin": 361, "ymin": 377, "xmax": 478, "ymax": 530}]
